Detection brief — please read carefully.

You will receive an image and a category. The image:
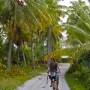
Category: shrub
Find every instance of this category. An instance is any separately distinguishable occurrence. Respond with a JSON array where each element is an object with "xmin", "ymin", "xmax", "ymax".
[
  {"xmin": 0, "ymin": 63, "xmax": 6, "ymax": 73},
  {"xmin": 8, "ymin": 65, "xmax": 26, "ymax": 76},
  {"xmin": 68, "ymin": 49, "xmax": 90, "ymax": 90}
]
